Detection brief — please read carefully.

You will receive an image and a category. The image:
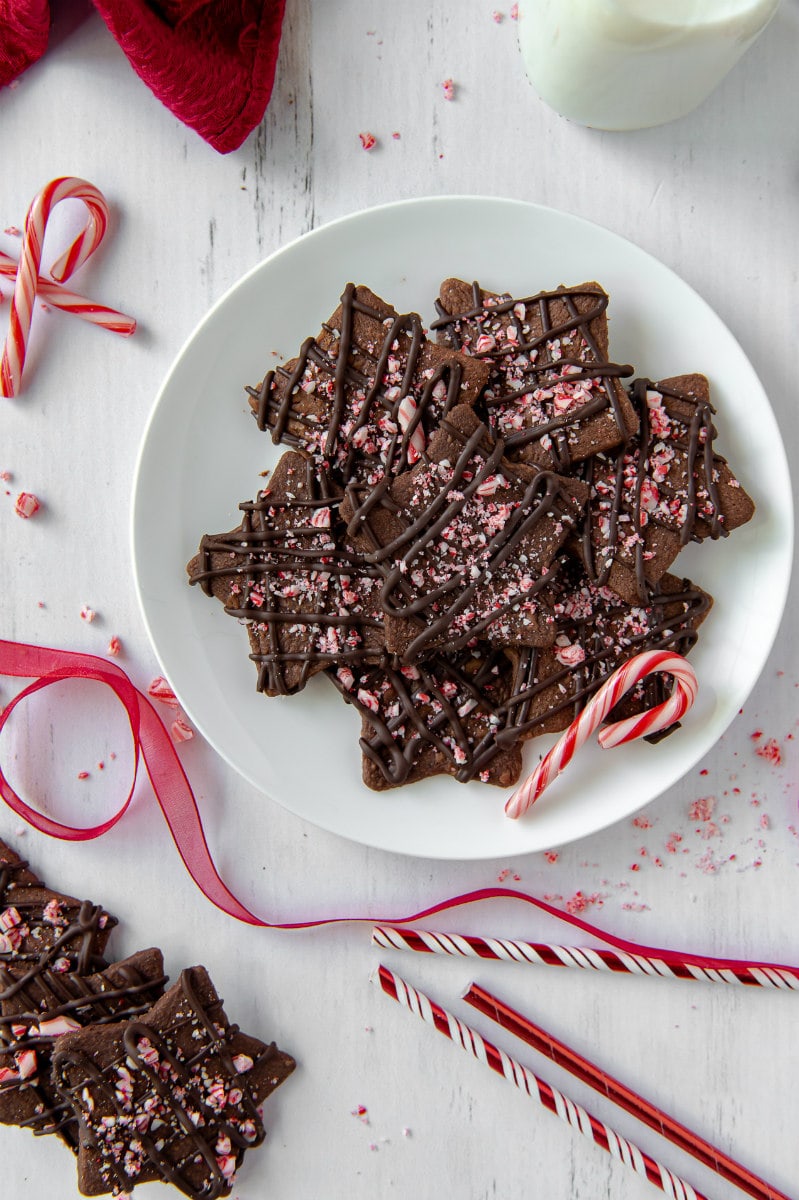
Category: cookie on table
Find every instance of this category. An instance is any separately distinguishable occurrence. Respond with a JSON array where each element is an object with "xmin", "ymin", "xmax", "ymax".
[
  {"xmin": 1, "ymin": 838, "xmax": 116, "ymax": 976},
  {"xmin": 0, "ymin": 948, "xmax": 167, "ymax": 1149},
  {"xmin": 246, "ymin": 282, "xmax": 490, "ymax": 516},
  {"xmin": 328, "ymin": 645, "xmax": 523, "ymax": 790},
  {"xmin": 574, "ymin": 374, "xmax": 756, "ymax": 603},
  {"xmin": 499, "ymin": 561, "xmax": 713, "ymax": 746},
  {"xmin": 52, "ymin": 965, "xmax": 296, "ymax": 1198},
  {"xmin": 342, "ymin": 405, "xmax": 589, "ymax": 663},
  {"xmin": 432, "ymin": 278, "xmax": 637, "ymax": 470},
  {"xmin": 187, "ymin": 451, "xmax": 386, "ymax": 696}
]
